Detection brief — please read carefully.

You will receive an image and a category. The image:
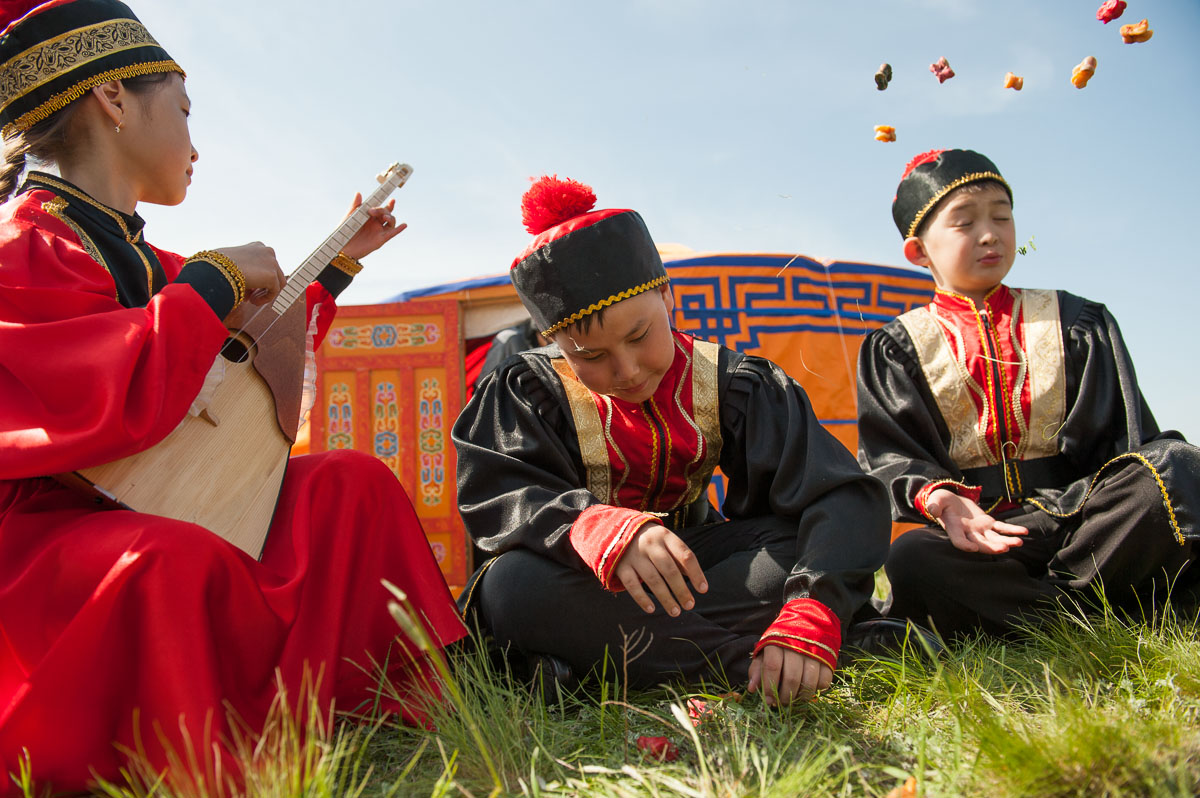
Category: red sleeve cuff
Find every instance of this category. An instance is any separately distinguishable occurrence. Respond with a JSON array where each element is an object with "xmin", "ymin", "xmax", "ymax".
[
  {"xmin": 568, "ymin": 505, "xmax": 658, "ymax": 591},
  {"xmin": 753, "ymin": 598, "xmax": 842, "ymax": 671},
  {"xmin": 305, "ymin": 282, "xmax": 339, "ymax": 348},
  {"xmin": 915, "ymin": 479, "xmax": 982, "ymax": 522}
]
